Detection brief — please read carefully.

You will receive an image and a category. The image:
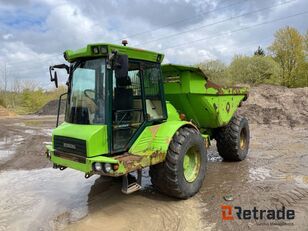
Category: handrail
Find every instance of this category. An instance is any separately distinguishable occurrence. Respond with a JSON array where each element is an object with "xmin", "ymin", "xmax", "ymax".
[{"xmin": 56, "ymin": 93, "xmax": 68, "ymax": 127}]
